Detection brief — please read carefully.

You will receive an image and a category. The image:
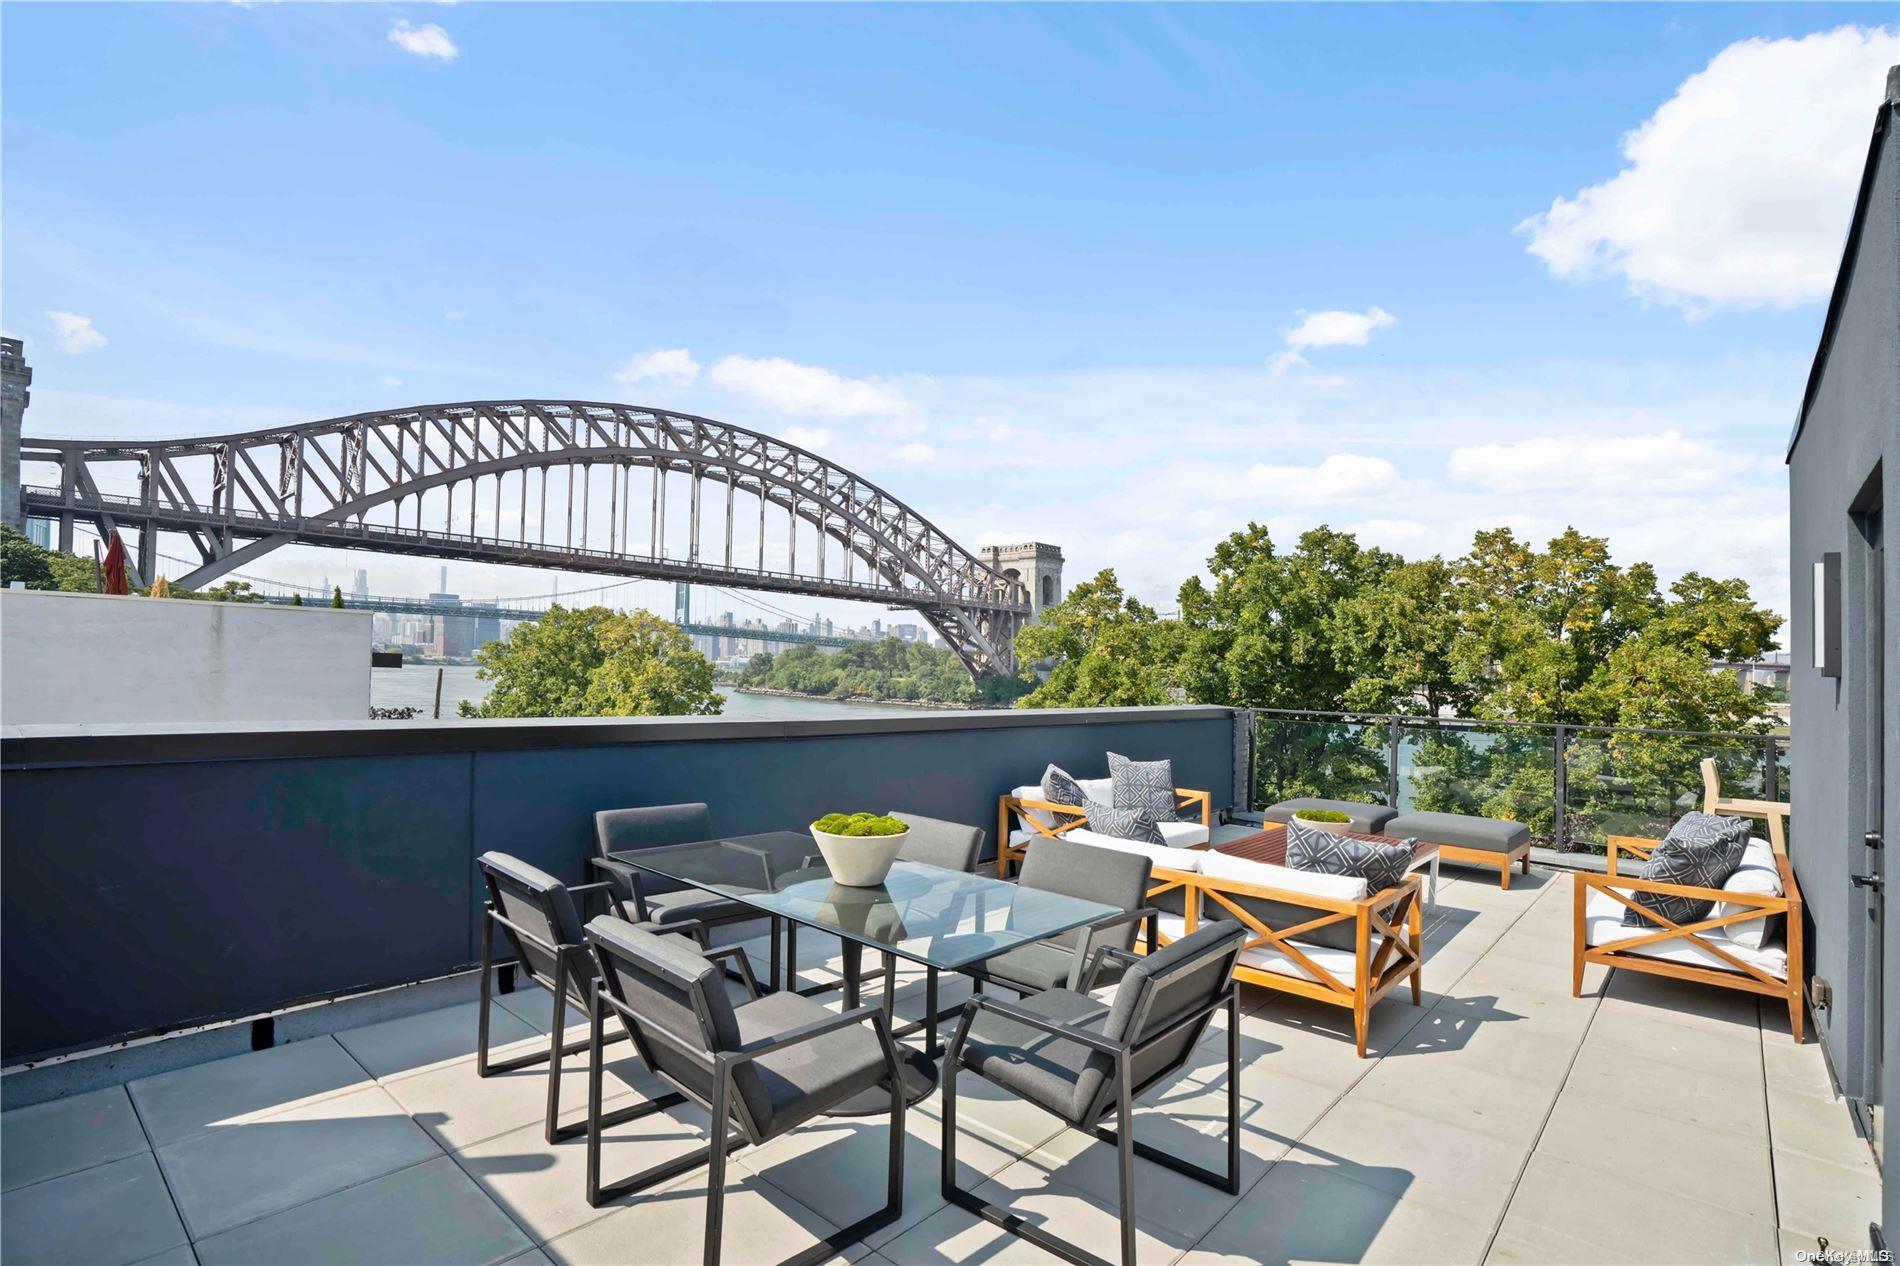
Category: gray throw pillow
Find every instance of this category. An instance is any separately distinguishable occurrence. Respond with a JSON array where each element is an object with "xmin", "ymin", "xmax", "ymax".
[
  {"xmin": 1041, "ymin": 765, "xmax": 1086, "ymax": 815},
  {"xmin": 1082, "ymin": 796, "xmax": 1165, "ymax": 846},
  {"xmin": 1108, "ymin": 751, "xmax": 1179, "ymax": 821},
  {"xmin": 1286, "ymin": 819, "xmax": 1414, "ymax": 893},
  {"xmin": 1624, "ymin": 812, "xmax": 1753, "ymax": 928}
]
